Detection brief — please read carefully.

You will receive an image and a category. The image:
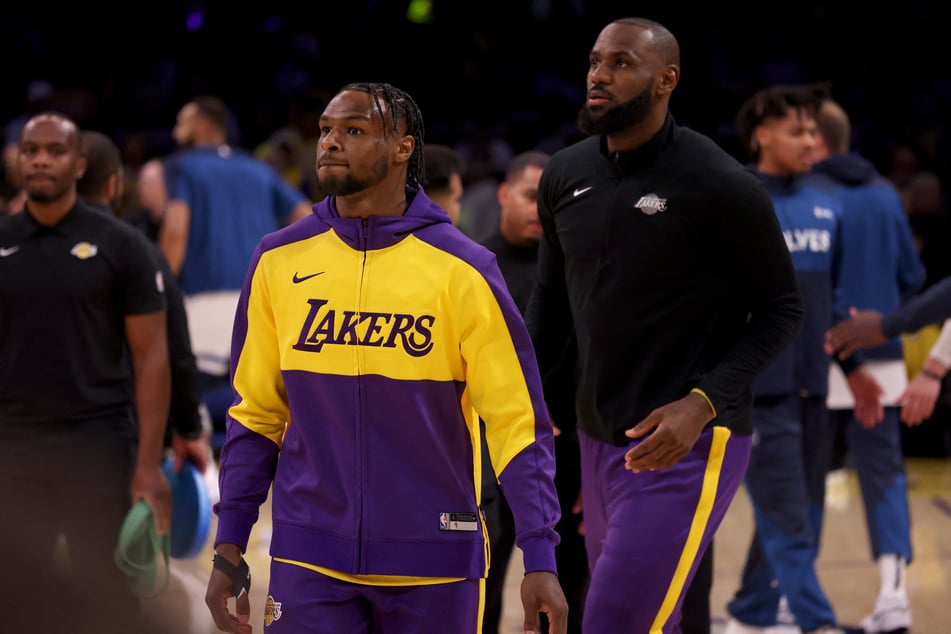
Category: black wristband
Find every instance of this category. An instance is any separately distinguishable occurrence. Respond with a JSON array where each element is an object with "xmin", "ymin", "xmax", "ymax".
[
  {"xmin": 921, "ymin": 368, "xmax": 944, "ymax": 381},
  {"xmin": 213, "ymin": 553, "xmax": 251, "ymax": 597}
]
